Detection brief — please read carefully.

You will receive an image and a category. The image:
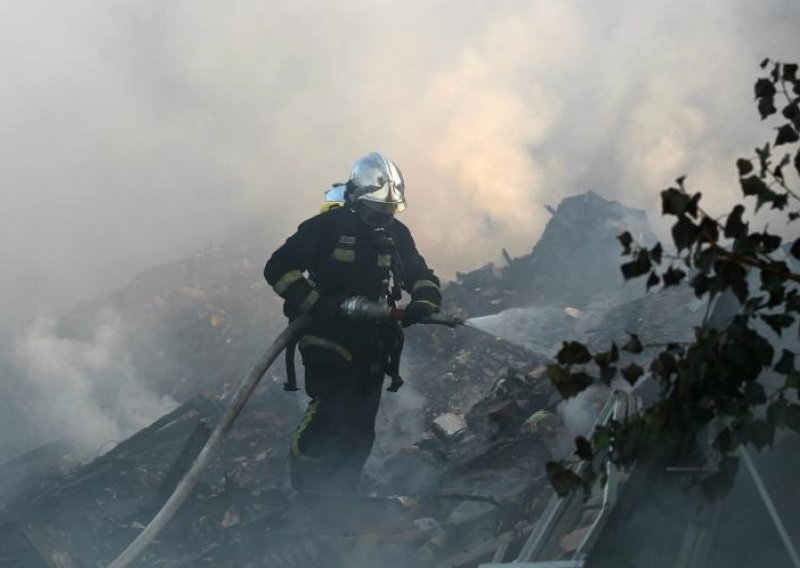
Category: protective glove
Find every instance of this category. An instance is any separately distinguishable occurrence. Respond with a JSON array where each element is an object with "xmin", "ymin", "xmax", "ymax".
[
  {"xmin": 402, "ymin": 300, "xmax": 439, "ymax": 328},
  {"xmin": 310, "ymin": 295, "xmax": 341, "ymax": 320}
]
